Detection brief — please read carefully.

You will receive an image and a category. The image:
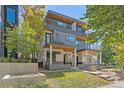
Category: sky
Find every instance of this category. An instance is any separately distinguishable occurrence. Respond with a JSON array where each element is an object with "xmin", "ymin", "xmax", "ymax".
[{"xmin": 46, "ymin": 5, "xmax": 86, "ymax": 20}]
